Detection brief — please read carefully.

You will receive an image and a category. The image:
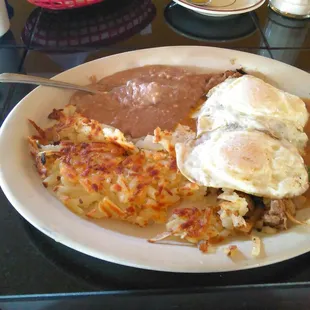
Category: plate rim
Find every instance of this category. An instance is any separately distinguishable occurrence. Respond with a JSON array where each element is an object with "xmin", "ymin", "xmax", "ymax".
[
  {"xmin": 1, "ymin": 45, "xmax": 310, "ymax": 273},
  {"xmin": 173, "ymin": 0, "xmax": 265, "ymax": 15}
]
